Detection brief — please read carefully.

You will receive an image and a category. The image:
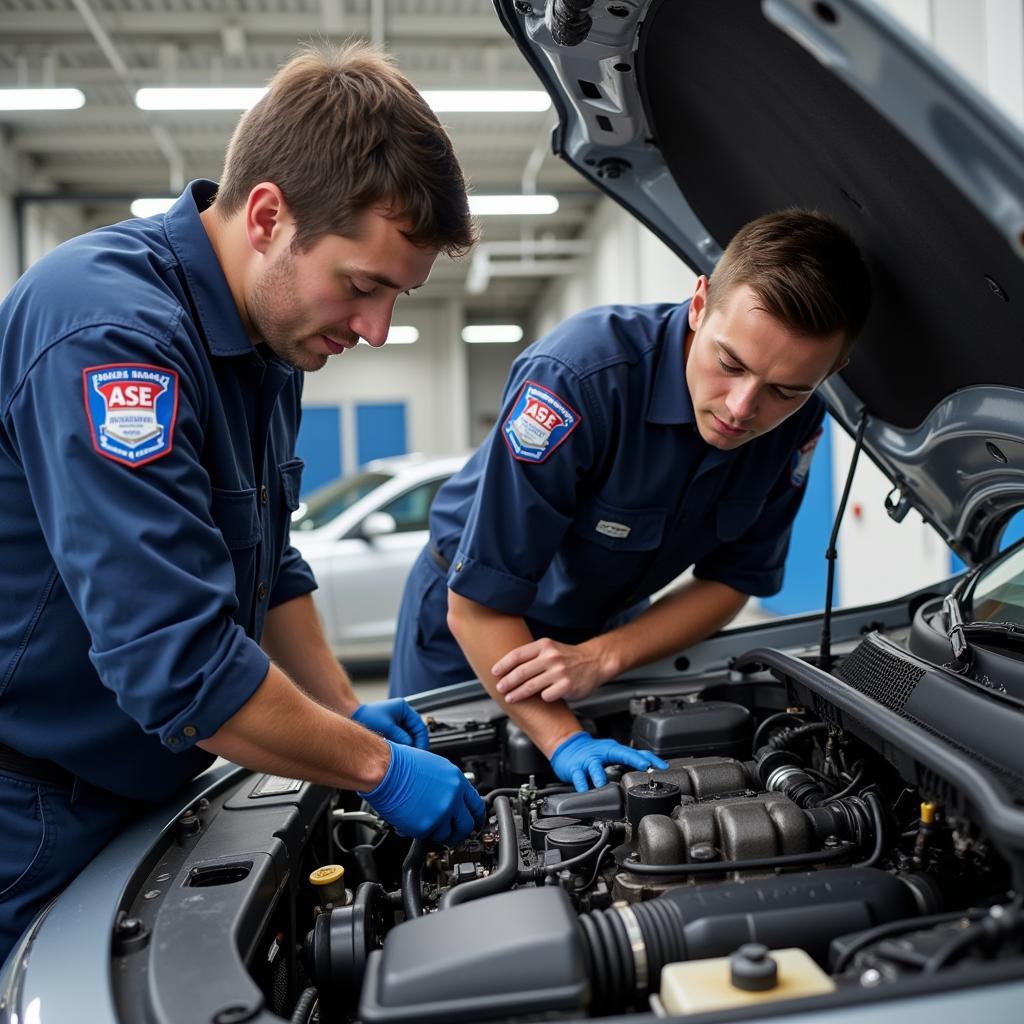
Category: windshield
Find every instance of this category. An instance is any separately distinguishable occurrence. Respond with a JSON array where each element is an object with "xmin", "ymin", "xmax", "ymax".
[
  {"xmin": 967, "ymin": 541, "xmax": 1024, "ymax": 626},
  {"xmin": 291, "ymin": 471, "xmax": 391, "ymax": 532}
]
